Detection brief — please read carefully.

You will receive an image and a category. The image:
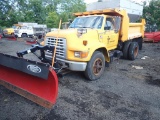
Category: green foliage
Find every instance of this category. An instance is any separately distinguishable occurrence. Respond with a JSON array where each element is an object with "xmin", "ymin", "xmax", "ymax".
[
  {"xmin": 0, "ymin": 0, "xmax": 17, "ymax": 27},
  {"xmin": 0, "ymin": 0, "xmax": 86, "ymax": 28},
  {"xmin": 46, "ymin": 12, "xmax": 59, "ymax": 28},
  {"xmin": 143, "ymin": 0, "xmax": 160, "ymax": 30}
]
